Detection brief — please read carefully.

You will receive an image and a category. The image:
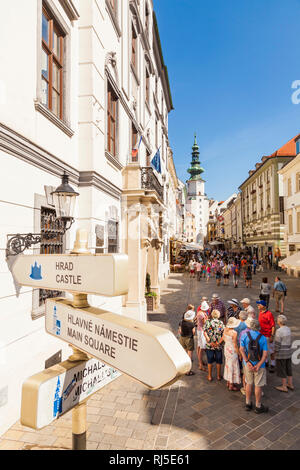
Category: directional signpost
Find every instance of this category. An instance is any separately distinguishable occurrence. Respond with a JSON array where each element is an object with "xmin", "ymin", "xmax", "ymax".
[
  {"xmin": 45, "ymin": 298, "xmax": 191, "ymax": 390},
  {"xmin": 16, "ymin": 229, "xmax": 191, "ymax": 450}
]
